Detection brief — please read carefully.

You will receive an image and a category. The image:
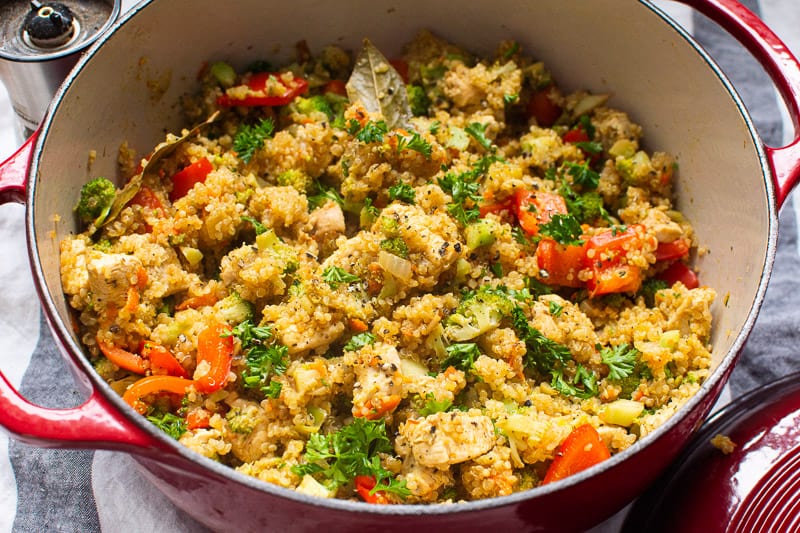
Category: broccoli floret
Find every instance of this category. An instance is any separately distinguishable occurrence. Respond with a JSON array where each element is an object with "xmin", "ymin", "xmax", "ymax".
[
  {"xmin": 406, "ymin": 84, "xmax": 431, "ymax": 116},
  {"xmin": 226, "ymin": 405, "xmax": 261, "ymax": 434},
  {"xmin": 75, "ymin": 177, "xmax": 116, "ymax": 226},
  {"xmin": 616, "ymin": 150, "xmax": 654, "ymax": 185},
  {"xmin": 293, "ymin": 95, "xmax": 334, "ymax": 121},
  {"xmin": 255, "ymin": 228, "xmax": 299, "ymax": 273},
  {"xmin": 277, "ymin": 169, "xmax": 314, "ymax": 193},
  {"xmin": 216, "ymin": 292, "xmax": 254, "ymax": 326},
  {"xmin": 444, "ymin": 286, "xmax": 516, "ymax": 341}
]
